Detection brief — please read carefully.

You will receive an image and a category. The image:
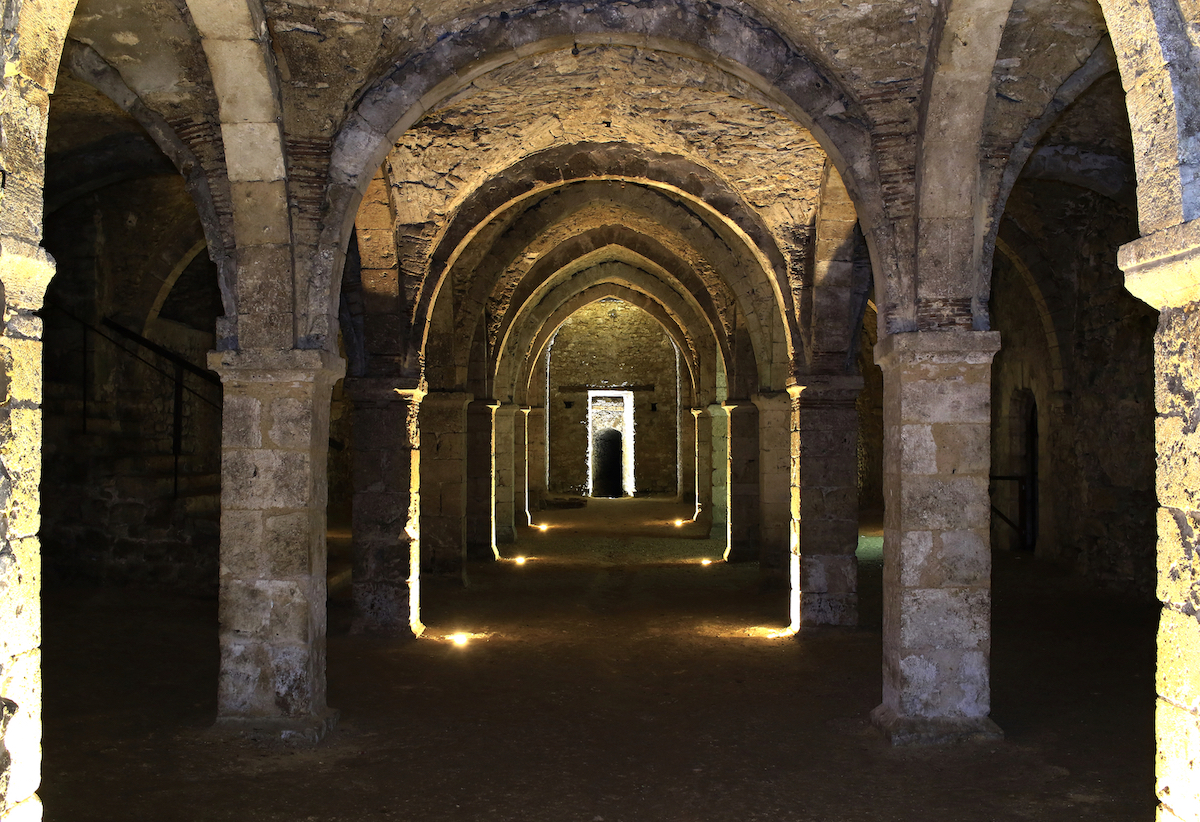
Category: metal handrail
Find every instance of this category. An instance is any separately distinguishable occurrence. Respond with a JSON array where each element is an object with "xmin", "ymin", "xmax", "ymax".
[
  {"xmin": 989, "ymin": 474, "xmax": 1035, "ymax": 550},
  {"xmin": 44, "ymin": 302, "xmax": 221, "ymax": 497}
]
